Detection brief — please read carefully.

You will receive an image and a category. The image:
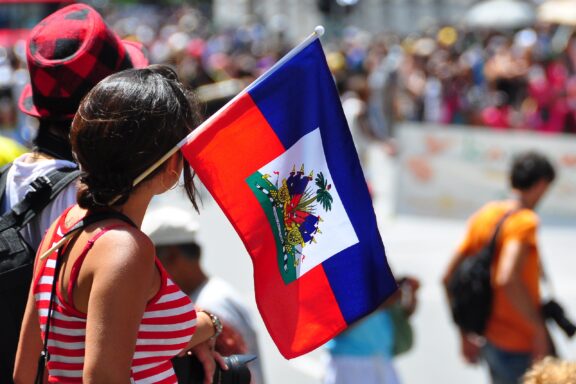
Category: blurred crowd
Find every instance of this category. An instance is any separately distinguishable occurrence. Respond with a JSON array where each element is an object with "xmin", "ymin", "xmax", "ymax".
[
  {"xmin": 2, "ymin": 3, "xmax": 576, "ymax": 148},
  {"xmin": 0, "ymin": 4, "xmax": 575, "ymax": 384},
  {"xmin": 0, "ymin": 3, "xmax": 289, "ymax": 145},
  {"xmin": 103, "ymin": 4, "xmax": 576, "ymax": 137},
  {"xmin": 329, "ymin": 23, "xmax": 576, "ymax": 136}
]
